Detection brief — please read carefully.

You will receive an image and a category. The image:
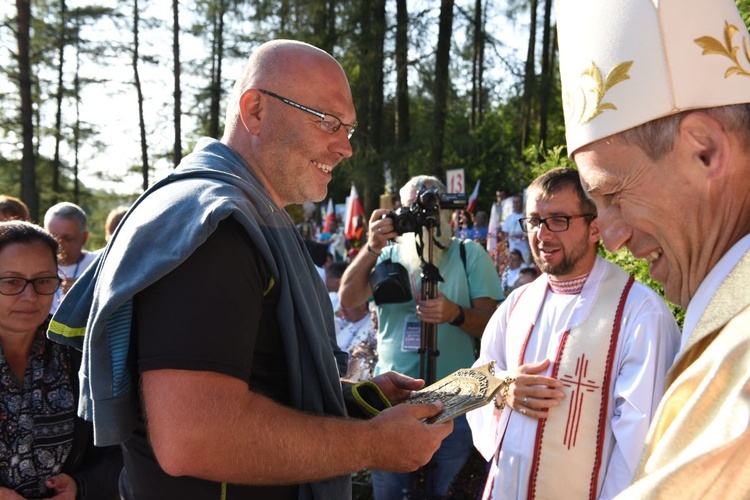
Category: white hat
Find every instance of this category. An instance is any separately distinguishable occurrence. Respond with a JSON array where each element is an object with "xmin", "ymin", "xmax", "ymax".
[{"xmin": 556, "ymin": 0, "xmax": 750, "ymax": 155}]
